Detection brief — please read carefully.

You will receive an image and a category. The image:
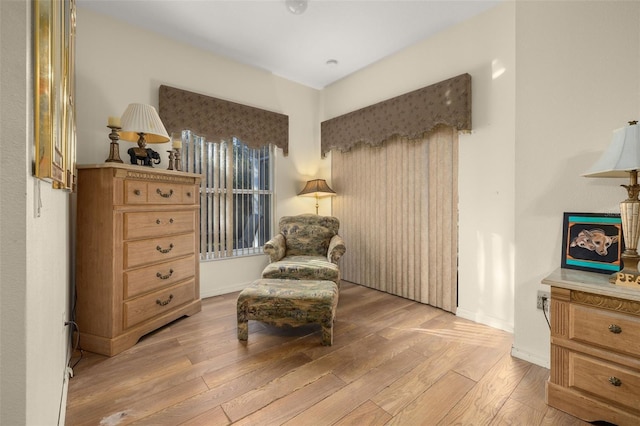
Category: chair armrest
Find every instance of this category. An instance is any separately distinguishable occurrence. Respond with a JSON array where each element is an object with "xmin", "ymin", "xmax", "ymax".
[
  {"xmin": 264, "ymin": 233, "xmax": 286, "ymax": 262},
  {"xmin": 328, "ymin": 234, "xmax": 346, "ymax": 264}
]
